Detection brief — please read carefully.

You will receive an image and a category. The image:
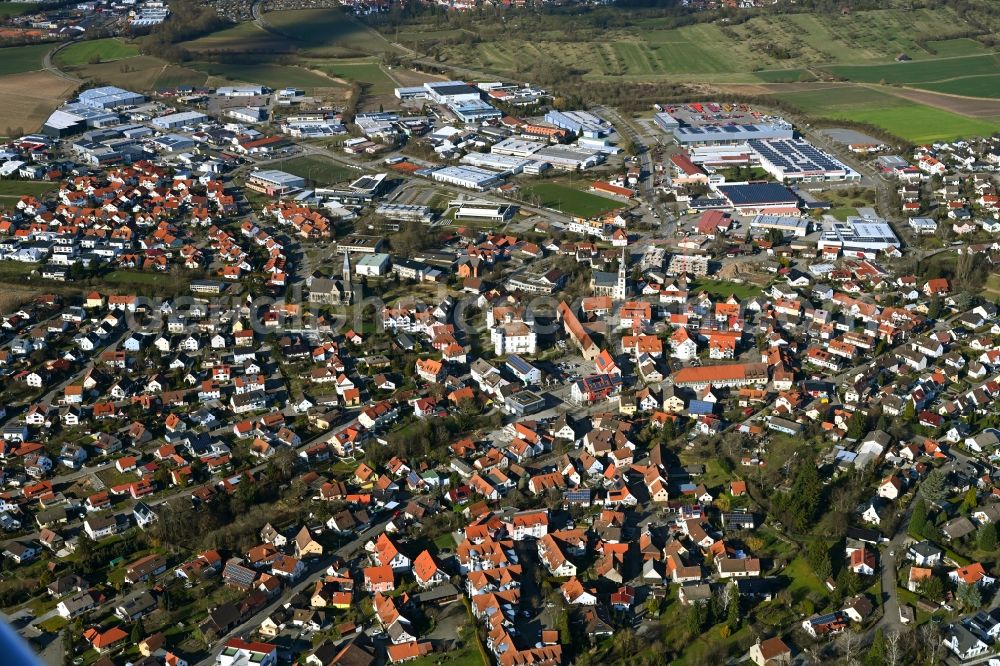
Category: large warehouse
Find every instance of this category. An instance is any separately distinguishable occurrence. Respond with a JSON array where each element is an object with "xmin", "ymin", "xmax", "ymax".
[
  {"xmin": 674, "ymin": 122, "xmax": 794, "ymax": 146},
  {"xmin": 460, "ymin": 152, "xmax": 532, "ymax": 174},
  {"xmin": 532, "ymin": 144, "xmax": 605, "ymax": 170},
  {"xmin": 749, "ymin": 138, "xmax": 860, "ymax": 183}
]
